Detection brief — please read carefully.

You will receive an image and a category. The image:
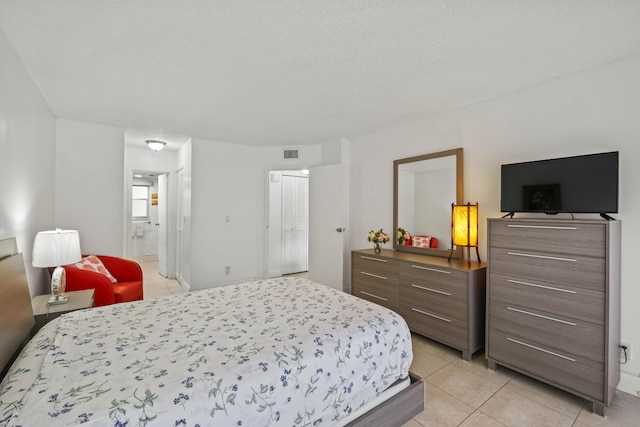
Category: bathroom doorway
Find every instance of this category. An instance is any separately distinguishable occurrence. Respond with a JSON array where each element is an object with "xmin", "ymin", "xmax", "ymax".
[{"xmin": 128, "ymin": 169, "xmax": 172, "ymax": 278}]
